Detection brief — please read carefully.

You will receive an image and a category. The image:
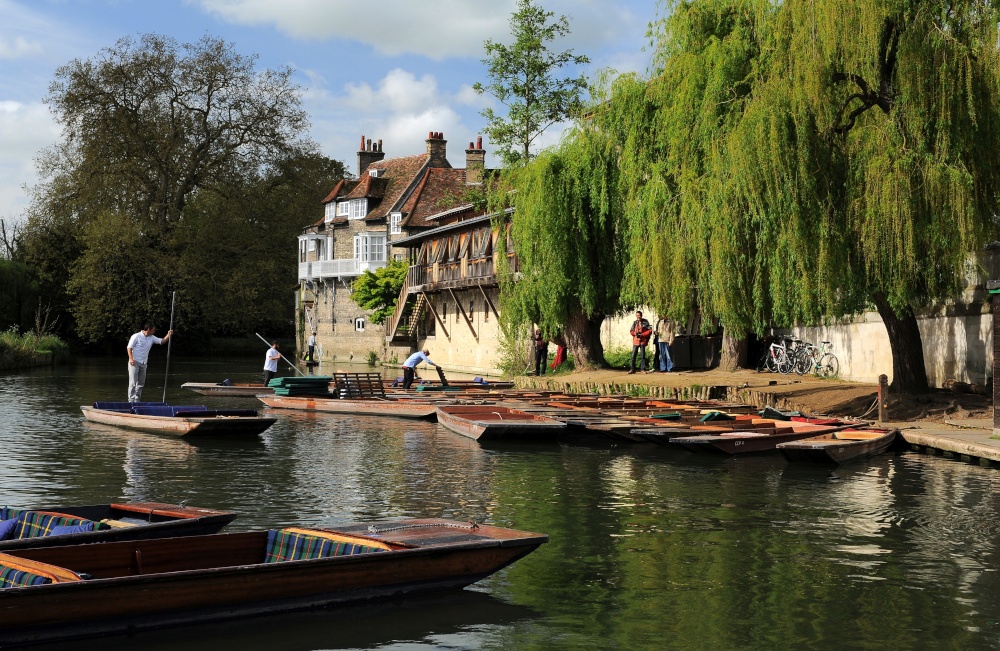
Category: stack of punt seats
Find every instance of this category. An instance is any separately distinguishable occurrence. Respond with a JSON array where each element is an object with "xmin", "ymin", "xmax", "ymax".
[{"xmin": 268, "ymin": 376, "xmax": 333, "ymax": 396}]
